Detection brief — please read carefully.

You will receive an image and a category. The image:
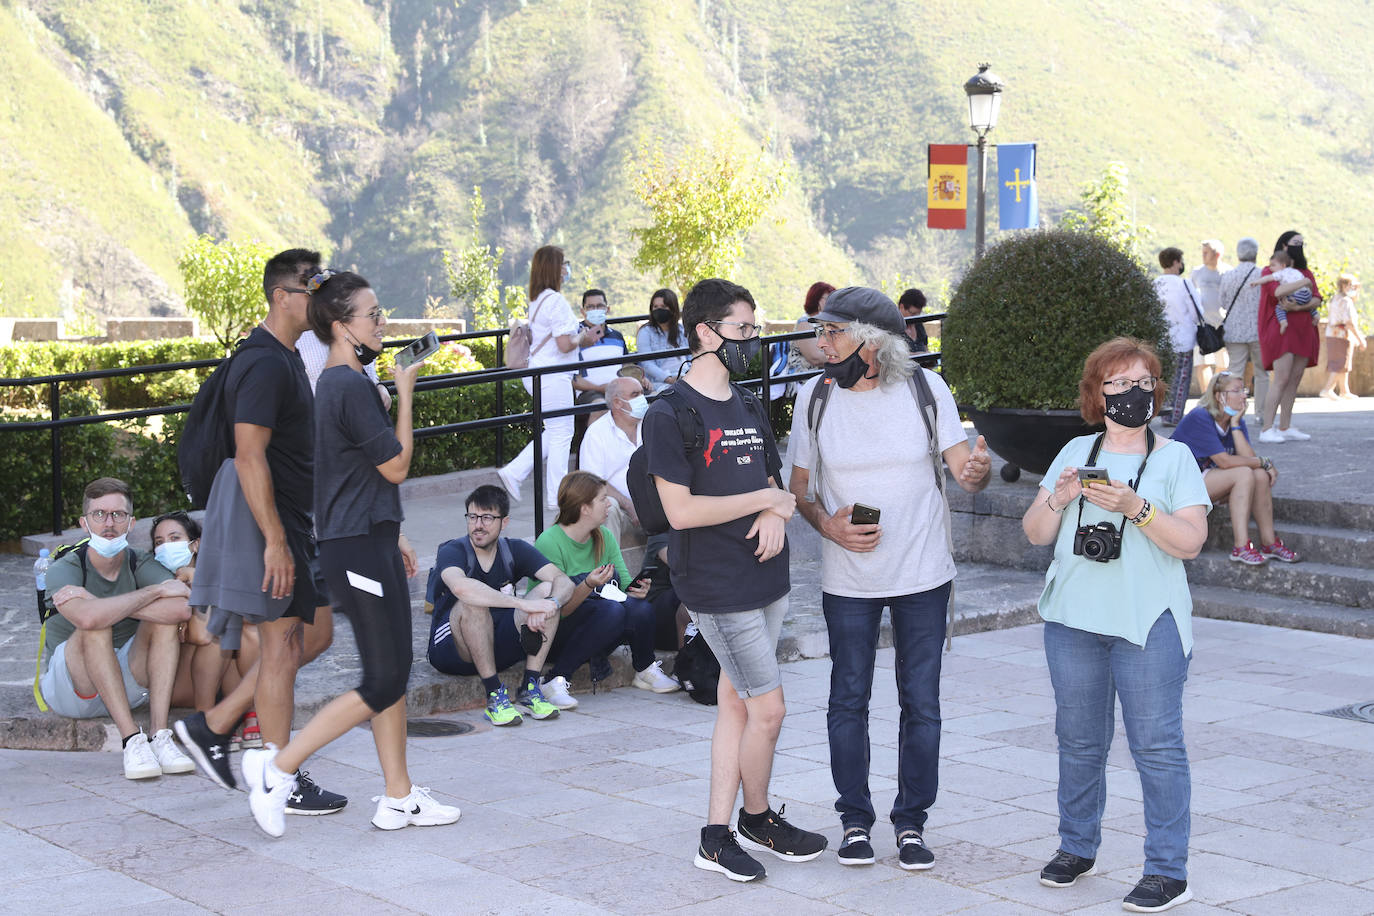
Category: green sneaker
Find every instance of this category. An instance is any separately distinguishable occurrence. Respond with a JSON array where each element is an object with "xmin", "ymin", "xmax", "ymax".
[
  {"xmin": 484, "ymin": 685, "xmax": 523, "ymax": 726},
  {"xmin": 515, "ymin": 680, "xmax": 560, "ymax": 721}
]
